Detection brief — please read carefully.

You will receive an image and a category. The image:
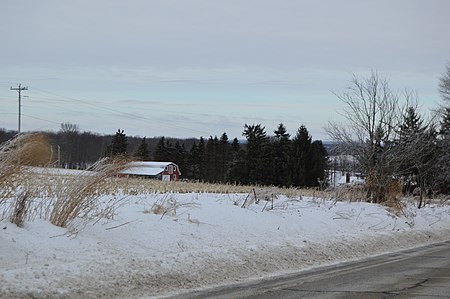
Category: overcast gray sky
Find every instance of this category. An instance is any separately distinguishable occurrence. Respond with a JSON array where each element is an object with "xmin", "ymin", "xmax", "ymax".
[{"xmin": 1, "ymin": 0, "xmax": 449, "ymax": 140}]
